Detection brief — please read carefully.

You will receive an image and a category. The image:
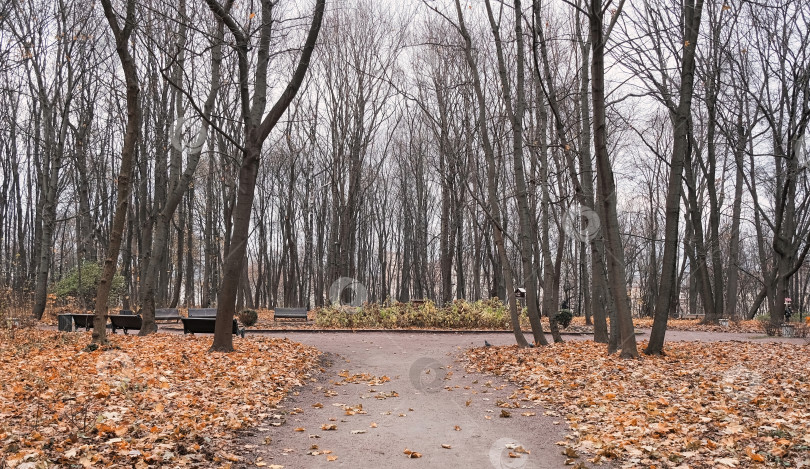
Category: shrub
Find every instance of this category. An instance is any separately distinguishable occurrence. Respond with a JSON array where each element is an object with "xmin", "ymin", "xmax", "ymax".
[
  {"xmin": 53, "ymin": 261, "xmax": 125, "ymax": 306},
  {"xmin": 238, "ymin": 309, "xmax": 259, "ymax": 327},
  {"xmin": 556, "ymin": 309, "xmax": 573, "ymax": 328},
  {"xmin": 313, "ymin": 298, "xmax": 515, "ymax": 330}
]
